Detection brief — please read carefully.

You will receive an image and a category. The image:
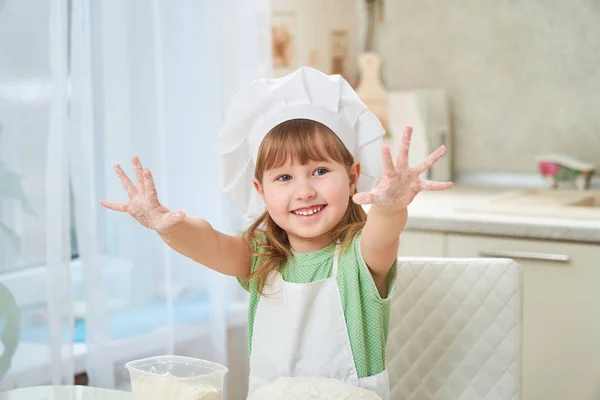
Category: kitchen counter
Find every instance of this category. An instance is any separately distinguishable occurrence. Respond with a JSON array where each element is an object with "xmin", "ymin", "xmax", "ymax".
[
  {"xmin": 0, "ymin": 386, "xmax": 130, "ymax": 400},
  {"xmin": 387, "ymin": 186, "xmax": 600, "ymax": 244}
]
